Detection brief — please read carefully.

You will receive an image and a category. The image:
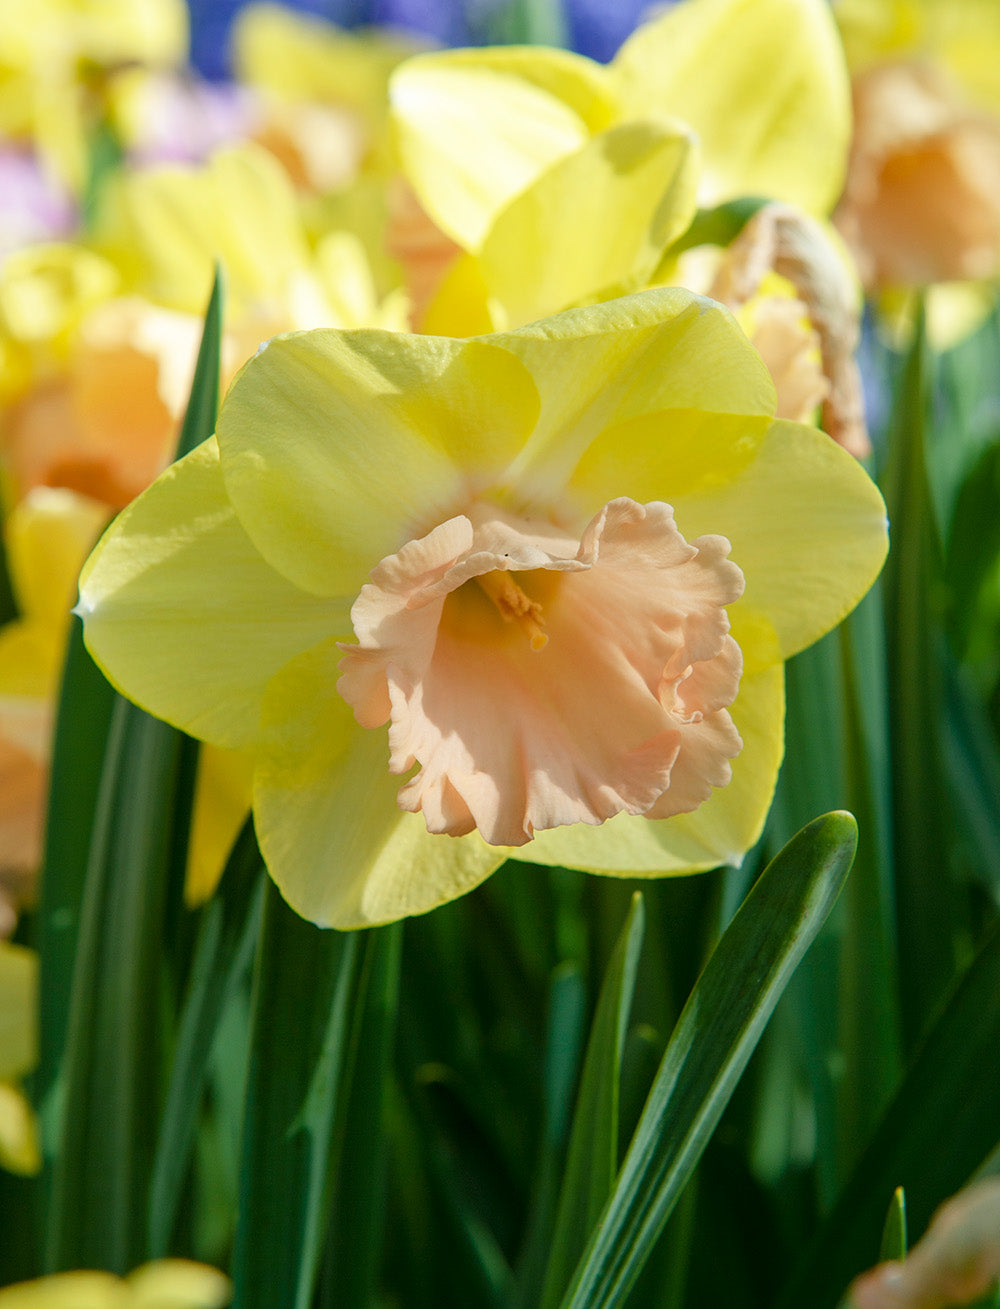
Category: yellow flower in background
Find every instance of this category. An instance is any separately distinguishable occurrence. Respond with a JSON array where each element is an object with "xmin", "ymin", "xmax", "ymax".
[
  {"xmin": 79, "ymin": 289, "xmax": 887, "ymax": 929},
  {"xmin": 0, "ymin": 939, "xmax": 39, "ymax": 1175},
  {"xmin": 1, "ymin": 147, "xmax": 405, "ymax": 511},
  {"xmin": 388, "ymin": 0, "xmax": 865, "ymax": 455},
  {"xmin": 390, "ymin": 0, "xmax": 850, "ymax": 264},
  {"xmin": 95, "ymin": 144, "xmax": 406, "ymax": 337},
  {"xmin": 0, "ymin": 0, "xmax": 188, "ymax": 193},
  {"xmin": 232, "ymin": 2, "xmax": 417, "ymax": 193},
  {"xmin": 0, "ymin": 489, "xmax": 107, "ymax": 930},
  {"xmin": 0, "ymin": 243, "xmax": 199, "ymax": 509},
  {"xmin": 834, "ymin": 0, "xmax": 1000, "ymax": 341},
  {"xmin": 0, "ymin": 1260, "xmax": 230, "ymax": 1308}
]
